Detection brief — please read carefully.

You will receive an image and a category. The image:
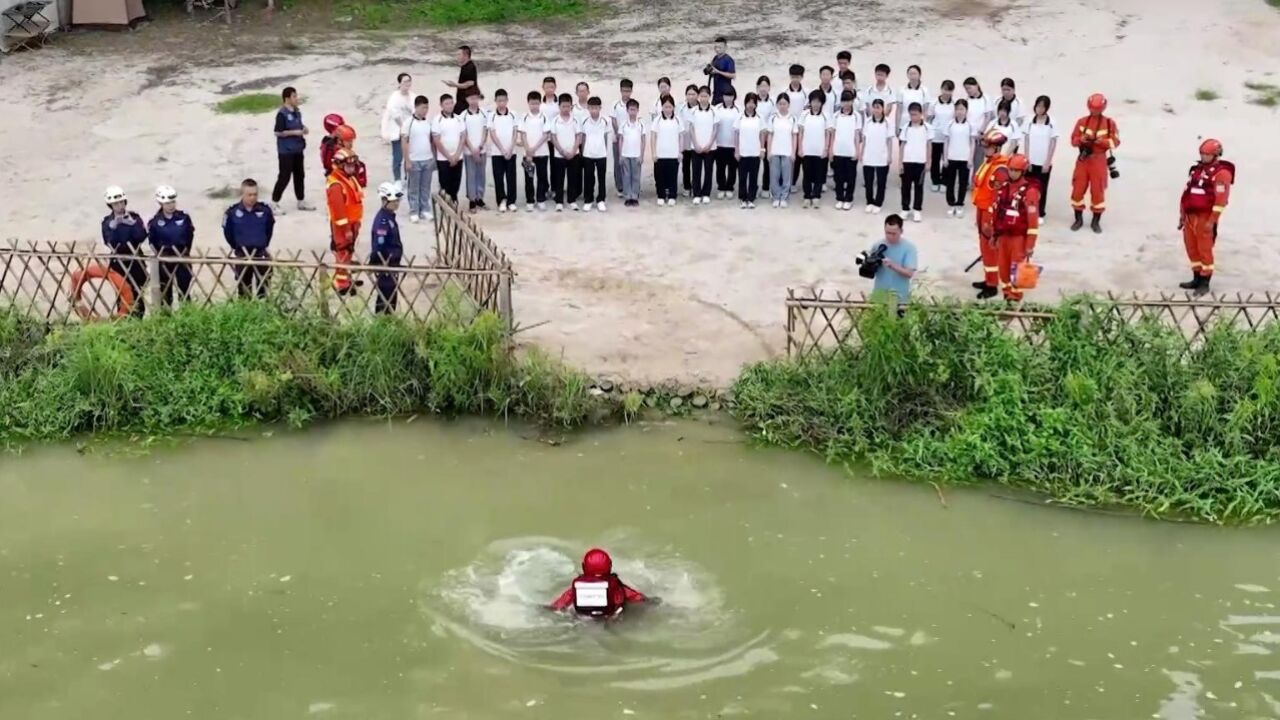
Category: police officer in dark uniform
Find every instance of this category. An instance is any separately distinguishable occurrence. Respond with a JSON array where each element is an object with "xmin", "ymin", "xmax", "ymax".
[
  {"xmin": 100, "ymin": 185, "xmax": 149, "ymax": 318},
  {"xmin": 221, "ymin": 178, "xmax": 276, "ymax": 299},
  {"xmin": 147, "ymin": 185, "xmax": 195, "ymax": 308},
  {"xmin": 370, "ymin": 181, "xmax": 405, "ymax": 314}
]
